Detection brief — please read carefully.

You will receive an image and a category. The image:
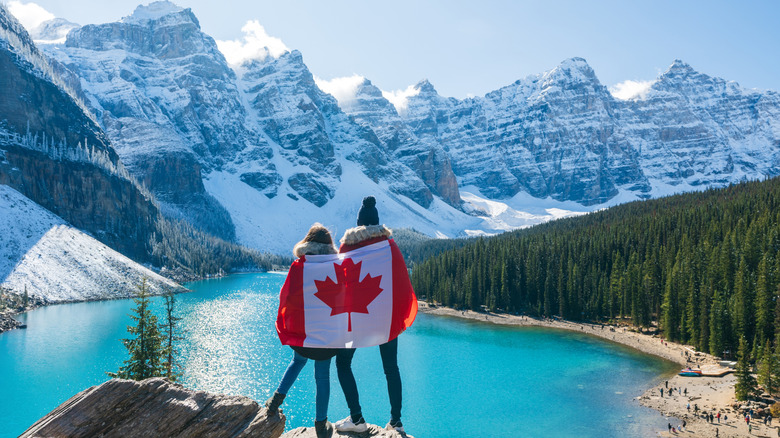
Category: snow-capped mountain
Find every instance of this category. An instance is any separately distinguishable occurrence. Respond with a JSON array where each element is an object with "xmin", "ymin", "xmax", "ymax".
[
  {"xmin": 0, "ymin": 4, "xmax": 160, "ymax": 261},
  {"xmin": 400, "ymin": 57, "xmax": 780, "ymax": 205},
  {"xmin": 335, "ymin": 77, "xmax": 461, "ymax": 207},
  {"xmin": 29, "ymin": 17, "xmax": 79, "ymax": 44},
  {"xmin": 0, "ymin": 185, "xmax": 181, "ymax": 302},
  {"xmin": 0, "ymin": 4, "xmax": 189, "ymax": 300},
  {"xmin": 43, "ymin": 2, "xmax": 250, "ymax": 240},
  {"xmin": 29, "ymin": 1, "xmax": 780, "ymax": 254}
]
